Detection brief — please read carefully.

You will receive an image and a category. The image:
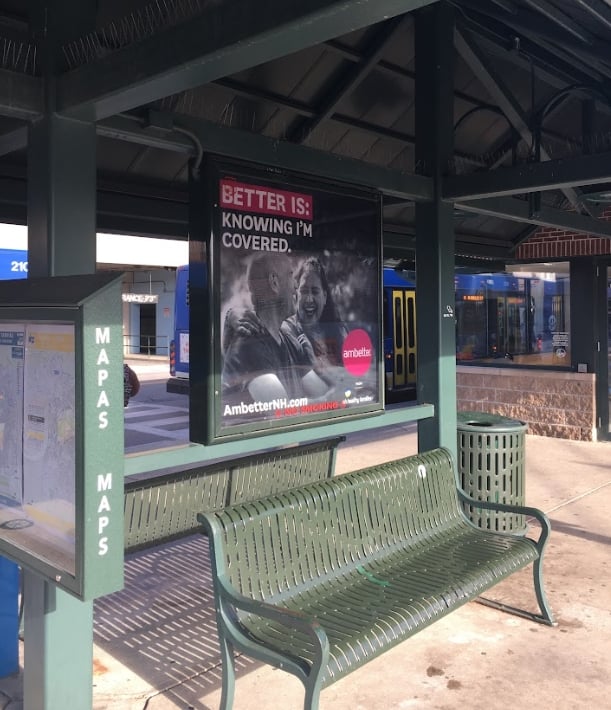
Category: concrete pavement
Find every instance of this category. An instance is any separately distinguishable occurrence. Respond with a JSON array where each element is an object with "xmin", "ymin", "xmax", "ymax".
[{"xmin": 1, "ymin": 427, "xmax": 610, "ymax": 709}]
